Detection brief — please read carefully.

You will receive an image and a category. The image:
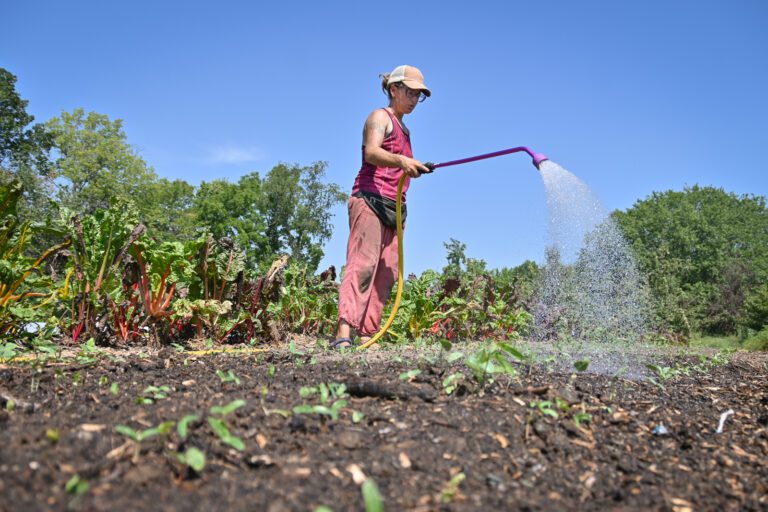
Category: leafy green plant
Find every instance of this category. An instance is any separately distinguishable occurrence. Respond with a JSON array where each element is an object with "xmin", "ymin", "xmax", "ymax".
[
  {"xmin": 529, "ymin": 400, "xmax": 559, "ymax": 419},
  {"xmin": 65, "ymin": 474, "xmax": 89, "ymax": 496},
  {"xmin": 0, "ymin": 181, "xmax": 71, "ymax": 340},
  {"xmin": 465, "ymin": 342, "xmax": 525, "ymax": 386},
  {"xmin": 115, "ymin": 421, "xmax": 175, "ymax": 442},
  {"xmin": 216, "ymin": 369, "xmax": 241, "ymax": 385},
  {"xmin": 573, "ymin": 360, "xmax": 590, "ymax": 372},
  {"xmin": 362, "ymin": 479, "xmax": 384, "ymax": 512},
  {"xmin": 174, "ymin": 446, "xmax": 206, "ymax": 473},
  {"xmin": 135, "ymin": 385, "xmax": 171, "ymax": 405},
  {"xmin": 63, "ymin": 204, "xmax": 146, "ymax": 342},
  {"xmin": 208, "ymin": 399, "xmax": 246, "ymax": 451},
  {"xmin": 442, "ymin": 372, "xmax": 464, "ymax": 395},
  {"xmin": 293, "ymin": 382, "xmax": 349, "ymax": 421},
  {"xmin": 440, "ymin": 472, "xmax": 466, "ymax": 504},
  {"xmin": 177, "ymin": 414, "xmax": 200, "ymax": 440},
  {"xmin": 398, "ymin": 369, "xmax": 421, "ymax": 381},
  {"xmin": 573, "ymin": 411, "xmax": 592, "ymax": 427}
]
